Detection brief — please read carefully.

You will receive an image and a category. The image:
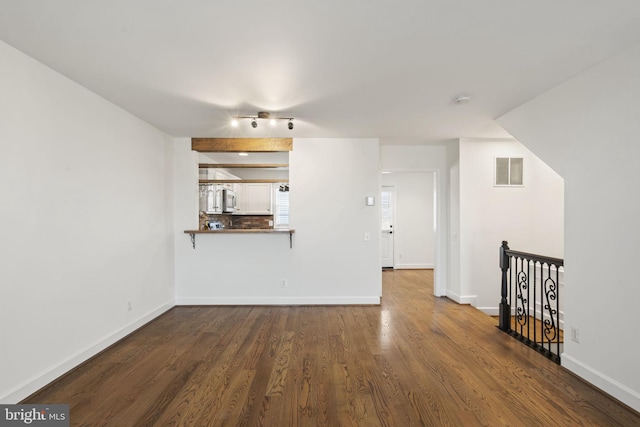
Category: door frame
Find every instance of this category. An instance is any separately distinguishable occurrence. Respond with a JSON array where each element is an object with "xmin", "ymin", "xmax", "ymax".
[
  {"xmin": 380, "ymin": 186, "xmax": 395, "ymax": 269},
  {"xmin": 380, "ymin": 169, "xmax": 446, "ymax": 297}
]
